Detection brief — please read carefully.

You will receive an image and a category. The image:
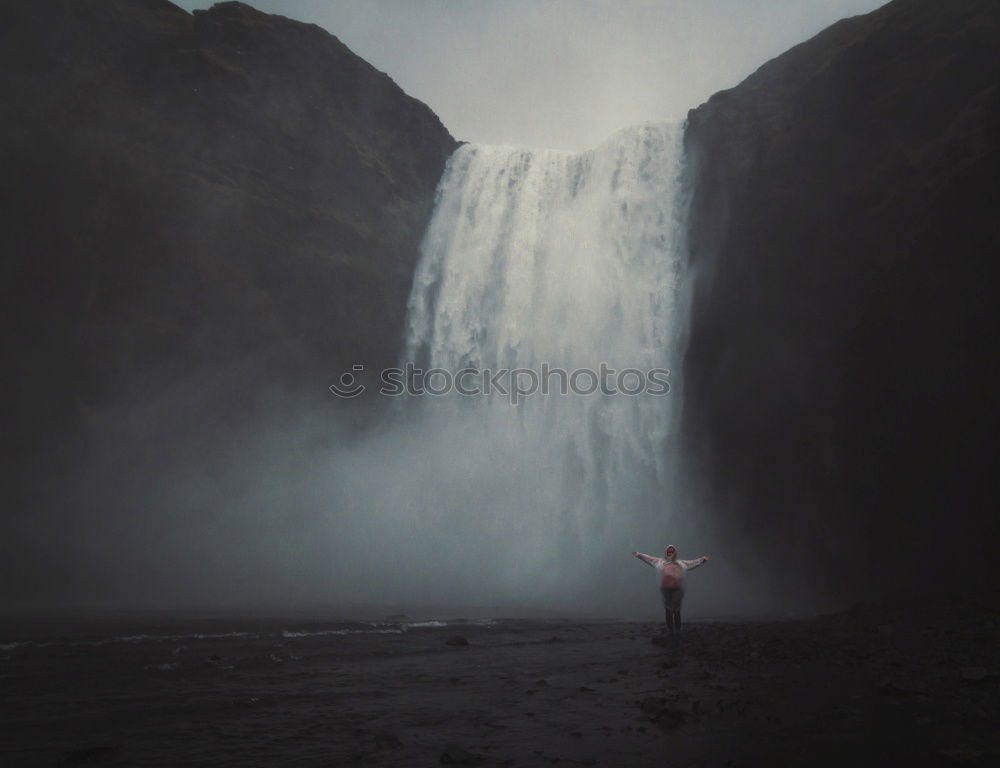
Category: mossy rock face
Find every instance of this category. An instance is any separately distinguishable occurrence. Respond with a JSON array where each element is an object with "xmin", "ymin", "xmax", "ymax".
[{"xmin": 682, "ymin": 0, "xmax": 1000, "ymax": 599}]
